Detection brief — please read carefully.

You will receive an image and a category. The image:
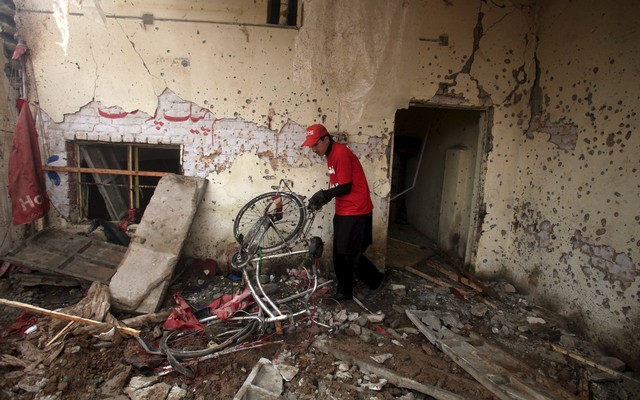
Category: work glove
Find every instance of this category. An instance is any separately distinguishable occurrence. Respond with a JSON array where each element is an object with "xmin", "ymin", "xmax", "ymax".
[{"xmin": 308, "ymin": 190, "xmax": 327, "ymax": 211}]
